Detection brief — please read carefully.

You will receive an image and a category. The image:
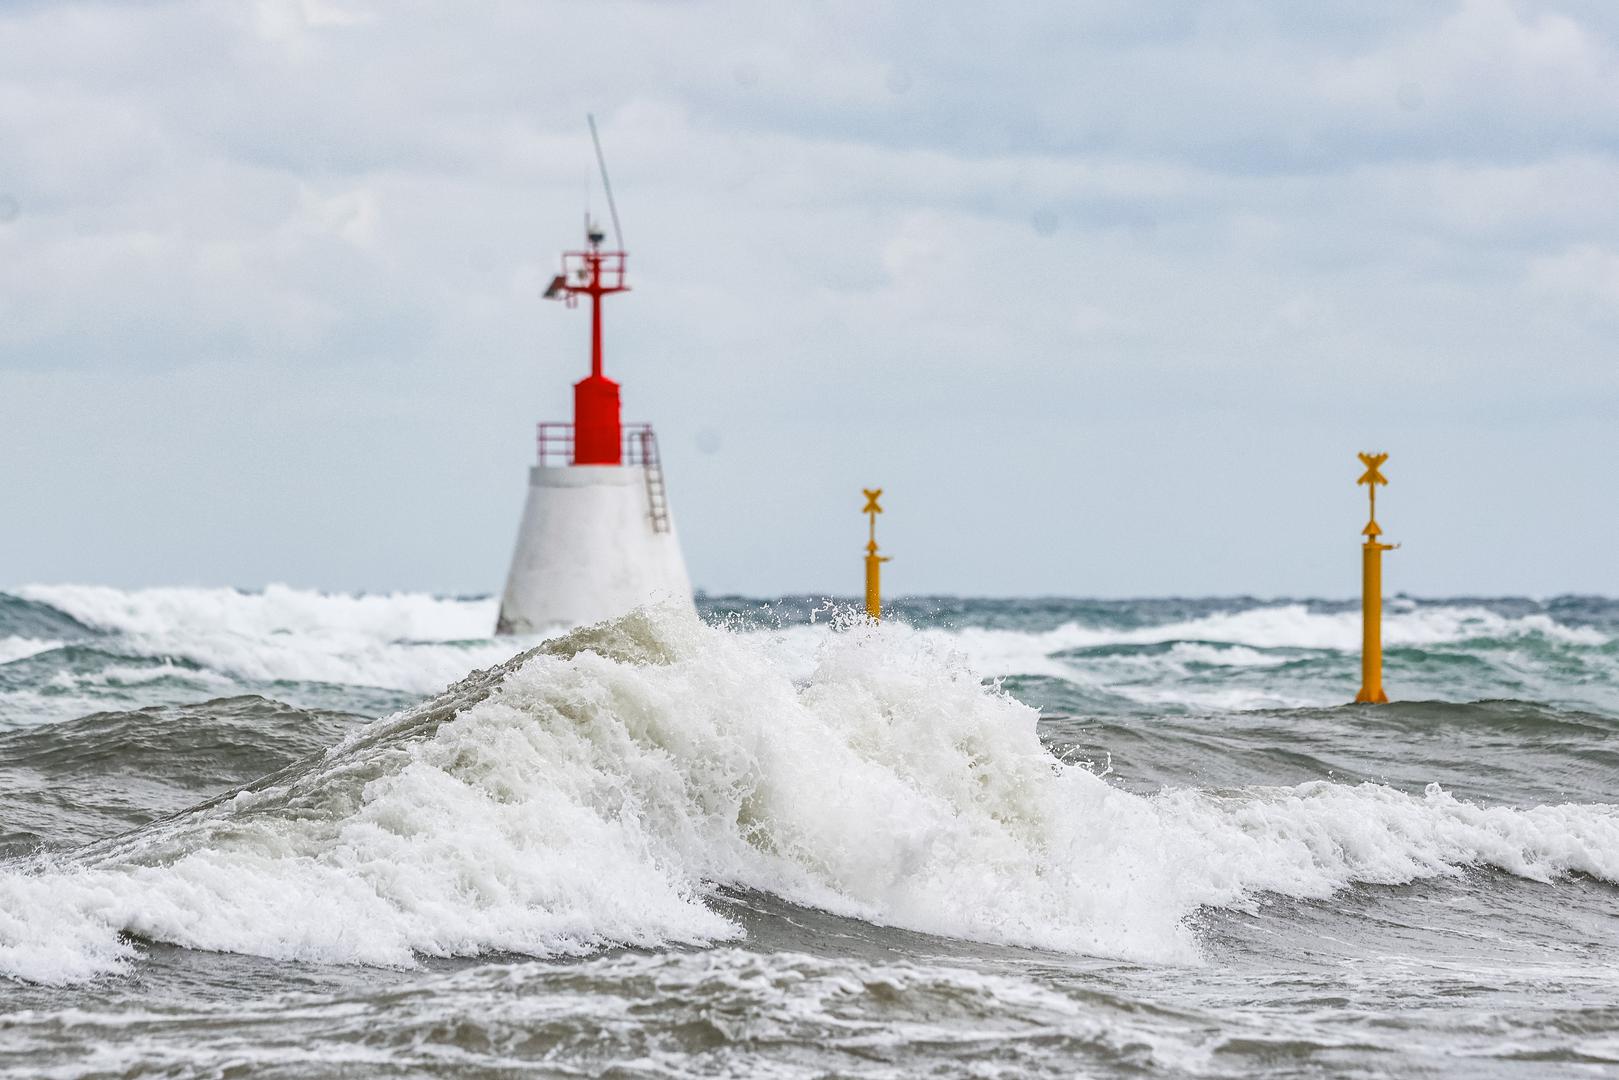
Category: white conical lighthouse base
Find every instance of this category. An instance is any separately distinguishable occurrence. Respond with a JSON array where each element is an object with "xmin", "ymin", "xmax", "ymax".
[{"xmin": 495, "ymin": 464, "xmax": 693, "ymax": 635}]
